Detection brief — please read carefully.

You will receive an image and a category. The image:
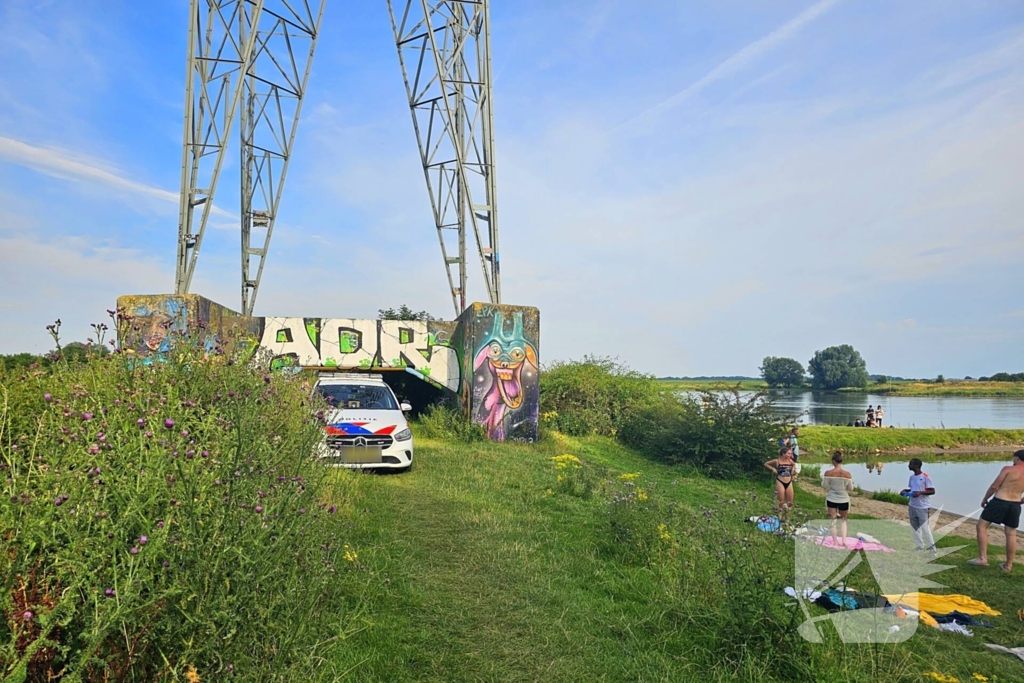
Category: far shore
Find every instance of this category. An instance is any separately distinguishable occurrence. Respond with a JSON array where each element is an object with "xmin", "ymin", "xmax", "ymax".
[
  {"xmin": 658, "ymin": 378, "xmax": 1024, "ymax": 397},
  {"xmin": 798, "ymin": 425, "xmax": 1024, "ymax": 456}
]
